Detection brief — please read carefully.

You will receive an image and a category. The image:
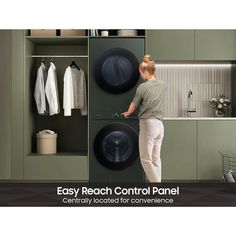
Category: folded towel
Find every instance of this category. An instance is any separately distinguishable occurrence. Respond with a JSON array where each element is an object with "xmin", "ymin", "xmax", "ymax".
[{"xmin": 38, "ymin": 129, "xmax": 55, "ymax": 135}]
